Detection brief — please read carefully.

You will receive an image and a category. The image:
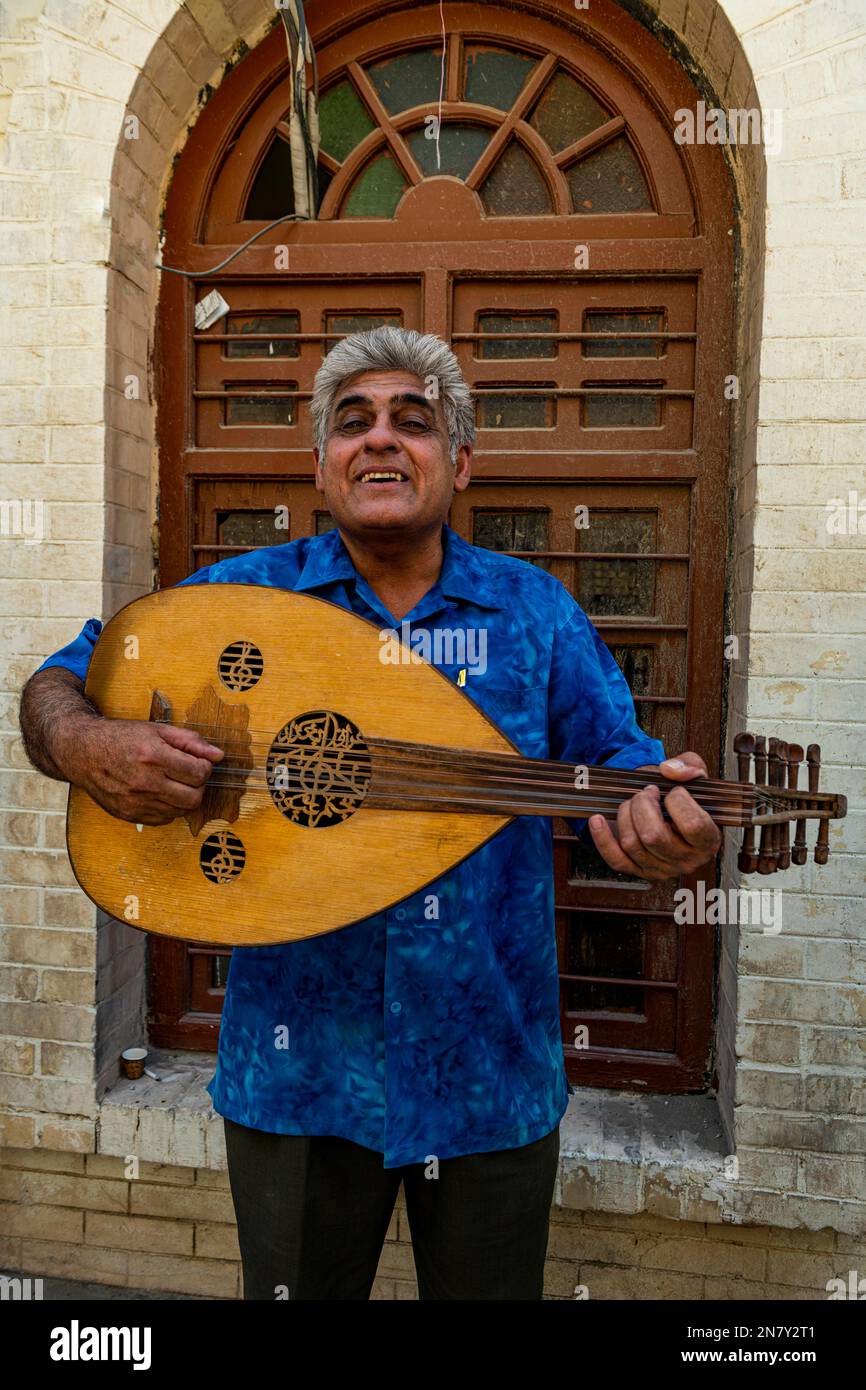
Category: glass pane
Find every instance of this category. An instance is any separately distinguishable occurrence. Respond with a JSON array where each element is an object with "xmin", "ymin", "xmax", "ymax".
[
  {"xmin": 323, "ymin": 311, "xmax": 402, "ymax": 354},
  {"xmin": 405, "ymin": 123, "xmax": 491, "ymax": 179},
  {"xmin": 475, "ymin": 384, "xmax": 555, "ymax": 428},
  {"xmin": 463, "ymin": 45, "xmax": 537, "ymax": 111},
  {"xmin": 611, "ymin": 644, "xmax": 653, "ymax": 696},
  {"xmin": 529, "ymin": 69, "xmax": 607, "ymax": 154},
  {"xmin": 366, "ymin": 48, "xmax": 444, "ymax": 115},
  {"xmin": 578, "ymin": 512, "xmax": 655, "ymax": 617},
  {"xmin": 582, "ymin": 383, "xmax": 661, "ymax": 427},
  {"xmin": 318, "ymin": 80, "xmax": 375, "ymax": 162},
  {"xmin": 217, "ymin": 511, "xmax": 286, "ymax": 548},
  {"xmin": 472, "ymin": 510, "xmax": 549, "ymax": 552},
  {"xmin": 477, "ymin": 312, "xmax": 557, "ymax": 359},
  {"xmin": 225, "ymin": 384, "xmax": 295, "ymax": 426},
  {"xmin": 568, "ymin": 136, "xmax": 652, "ymax": 213},
  {"xmin": 314, "ymin": 510, "xmax": 337, "ymax": 533},
  {"xmin": 479, "ymin": 142, "xmax": 551, "ymax": 216},
  {"xmin": 565, "ymin": 913, "xmax": 646, "ymax": 1013},
  {"xmin": 226, "ymin": 313, "xmax": 300, "ymax": 359},
  {"xmin": 244, "ymin": 138, "xmax": 296, "ymax": 220},
  {"xmin": 342, "ymin": 152, "xmax": 408, "ymax": 217},
  {"xmin": 211, "ymin": 955, "xmax": 231, "ymax": 988},
  {"xmin": 584, "ymin": 310, "xmax": 664, "ymax": 359},
  {"xmin": 569, "ymin": 842, "xmax": 640, "ymax": 886}
]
